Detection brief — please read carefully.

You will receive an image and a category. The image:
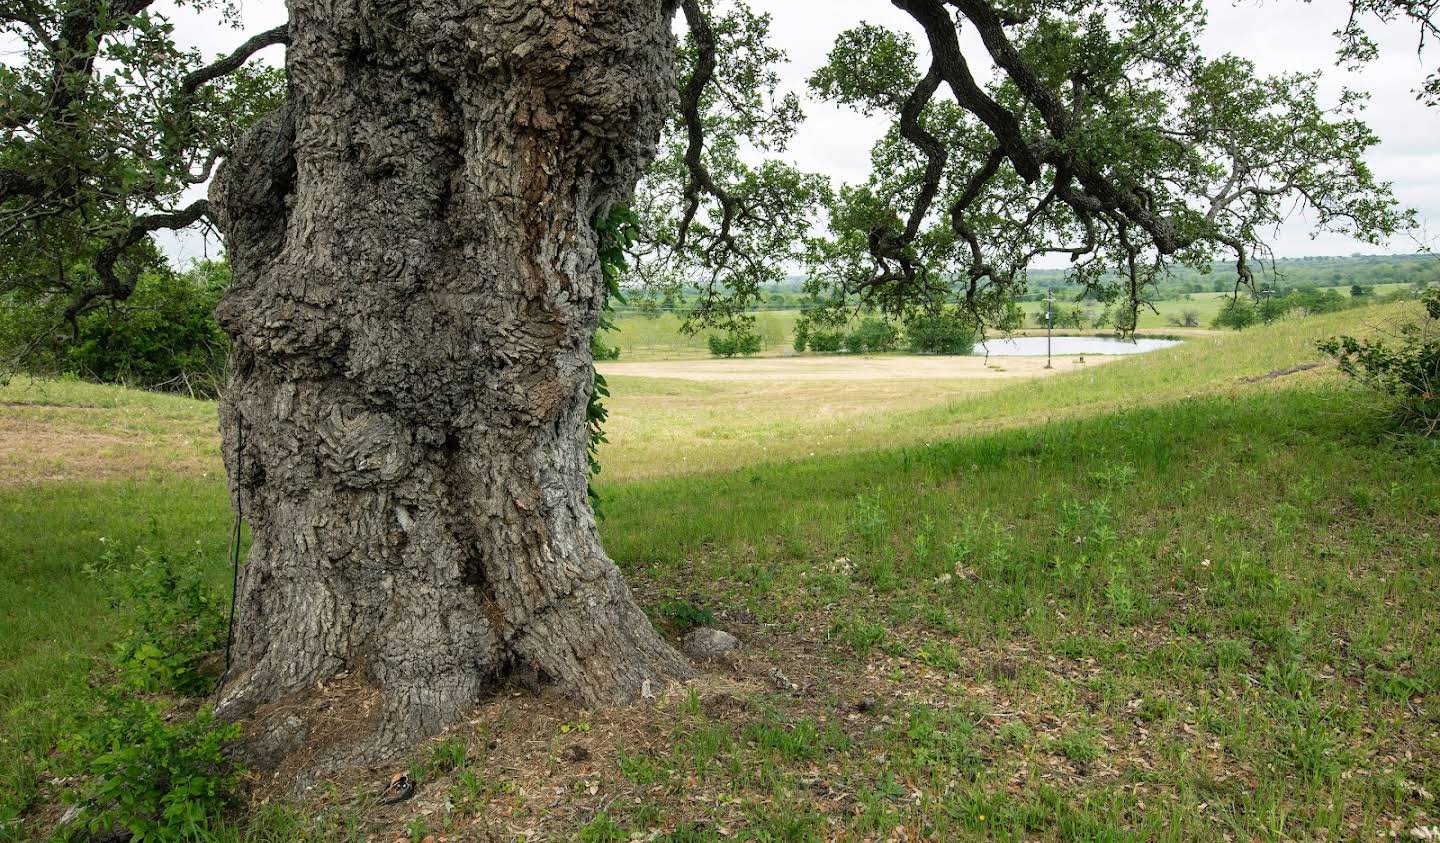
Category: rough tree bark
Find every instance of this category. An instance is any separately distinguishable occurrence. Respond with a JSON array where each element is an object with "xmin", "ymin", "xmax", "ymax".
[{"xmin": 209, "ymin": 0, "xmax": 692, "ymax": 766}]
